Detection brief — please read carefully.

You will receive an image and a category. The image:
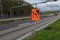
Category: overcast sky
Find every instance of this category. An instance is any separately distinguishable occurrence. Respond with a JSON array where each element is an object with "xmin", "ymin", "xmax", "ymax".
[
  {"xmin": 24, "ymin": 0, "xmax": 60, "ymax": 7},
  {"xmin": 24, "ymin": 0, "xmax": 60, "ymax": 11},
  {"xmin": 24, "ymin": 0, "xmax": 60, "ymax": 3},
  {"xmin": 24, "ymin": 0, "xmax": 46, "ymax": 4}
]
